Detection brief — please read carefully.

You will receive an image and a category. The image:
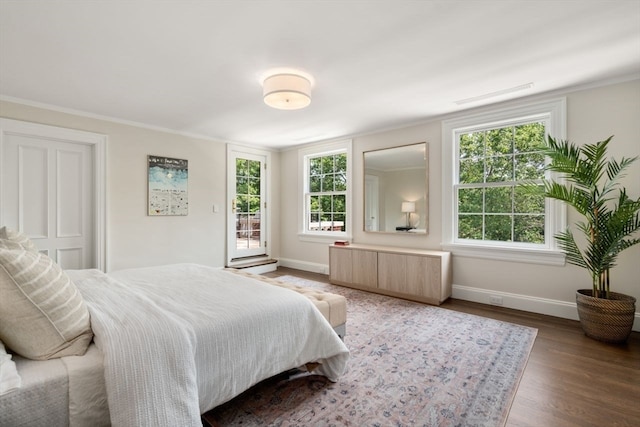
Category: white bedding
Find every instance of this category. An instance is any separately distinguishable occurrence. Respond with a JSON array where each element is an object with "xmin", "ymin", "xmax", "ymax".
[
  {"xmin": 1, "ymin": 355, "xmax": 68, "ymax": 426},
  {"xmin": 0, "ymin": 344, "xmax": 107, "ymax": 427},
  {"xmin": 67, "ymin": 264, "xmax": 349, "ymax": 427}
]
